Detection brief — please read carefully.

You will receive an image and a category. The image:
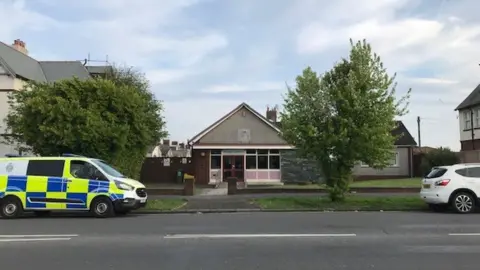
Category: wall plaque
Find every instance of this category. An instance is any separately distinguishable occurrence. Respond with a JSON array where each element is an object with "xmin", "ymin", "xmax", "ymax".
[{"xmin": 237, "ymin": 129, "xmax": 251, "ymax": 143}]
